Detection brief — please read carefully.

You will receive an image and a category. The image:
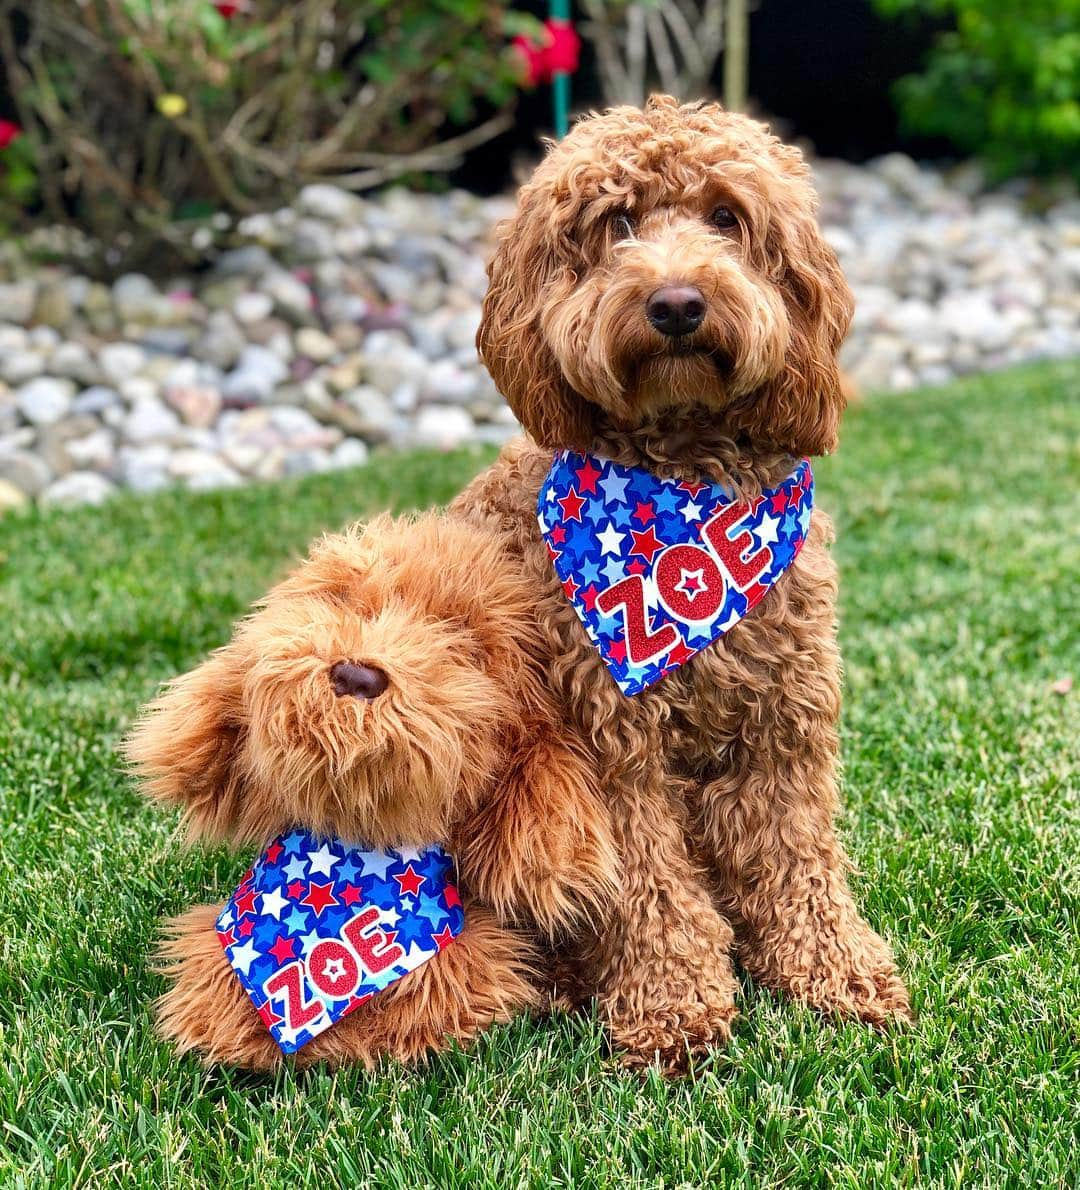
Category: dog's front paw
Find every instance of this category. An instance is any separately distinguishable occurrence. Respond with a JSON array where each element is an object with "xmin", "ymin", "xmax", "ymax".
[
  {"xmin": 155, "ymin": 904, "xmax": 283, "ymax": 1071},
  {"xmin": 744, "ymin": 924, "xmax": 912, "ymax": 1028},
  {"xmin": 601, "ymin": 950, "xmax": 740, "ymax": 1075}
]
